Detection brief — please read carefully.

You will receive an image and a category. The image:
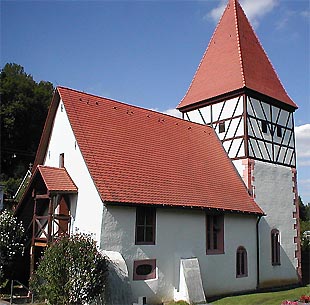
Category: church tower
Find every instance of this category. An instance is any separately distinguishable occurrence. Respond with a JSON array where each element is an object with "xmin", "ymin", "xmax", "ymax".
[{"xmin": 177, "ymin": 0, "xmax": 301, "ymax": 287}]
